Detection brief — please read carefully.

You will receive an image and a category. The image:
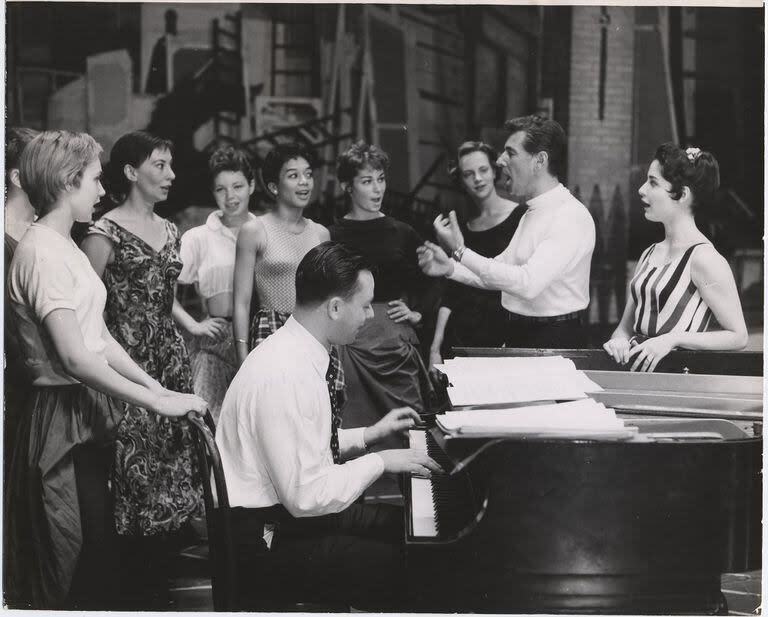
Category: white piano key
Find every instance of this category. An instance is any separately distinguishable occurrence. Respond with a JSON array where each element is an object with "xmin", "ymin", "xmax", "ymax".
[
  {"xmin": 408, "ymin": 430, "xmax": 437, "ymax": 537},
  {"xmin": 410, "ymin": 476, "xmax": 438, "ymax": 537}
]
